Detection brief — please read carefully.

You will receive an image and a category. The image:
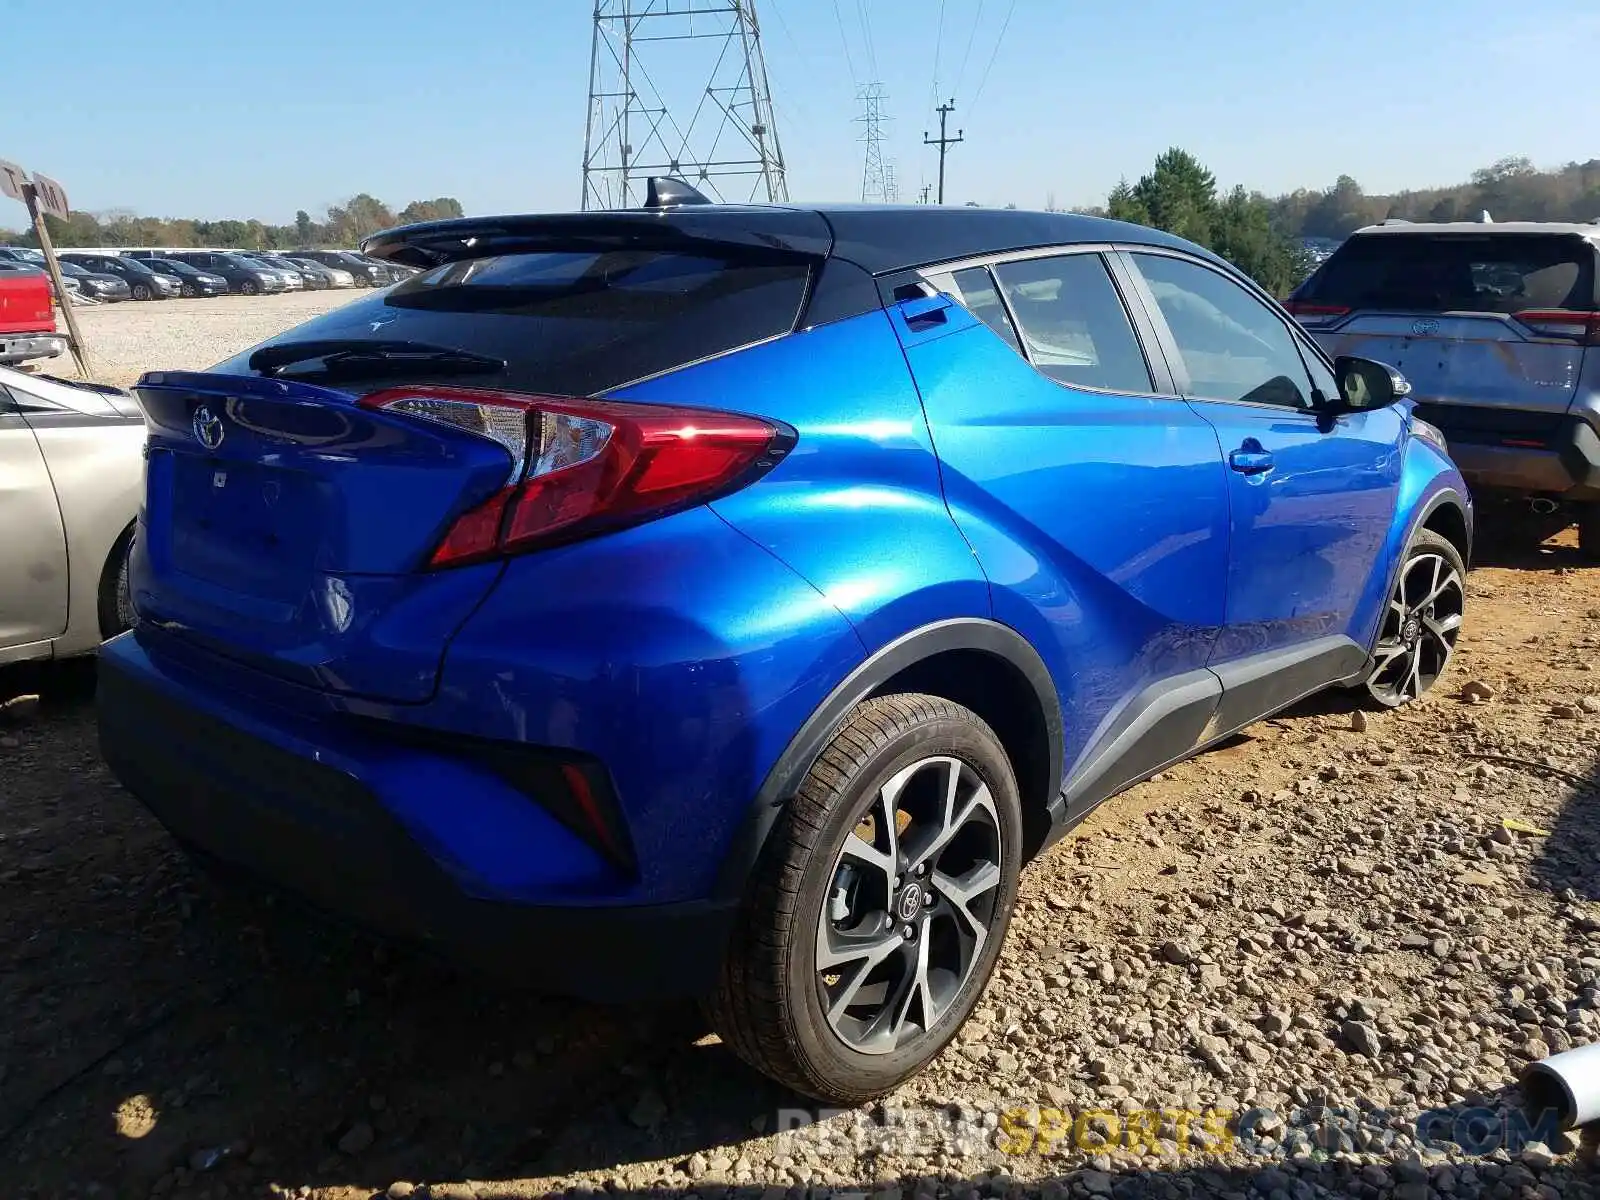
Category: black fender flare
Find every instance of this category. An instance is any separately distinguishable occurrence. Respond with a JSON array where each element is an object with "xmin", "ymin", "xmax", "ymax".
[
  {"xmin": 711, "ymin": 617, "xmax": 1063, "ymax": 901},
  {"xmin": 1415, "ymin": 484, "xmax": 1473, "ymax": 564}
]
